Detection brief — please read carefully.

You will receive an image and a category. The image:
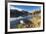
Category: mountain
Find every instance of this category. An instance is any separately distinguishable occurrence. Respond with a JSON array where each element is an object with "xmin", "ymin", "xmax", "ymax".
[
  {"xmin": 10, "ymin": 9, "xmax": 29, "ymax": 17},
  {"xmin": 10, "ymin": 6, "xmax": 41, "ymax": 18}
]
